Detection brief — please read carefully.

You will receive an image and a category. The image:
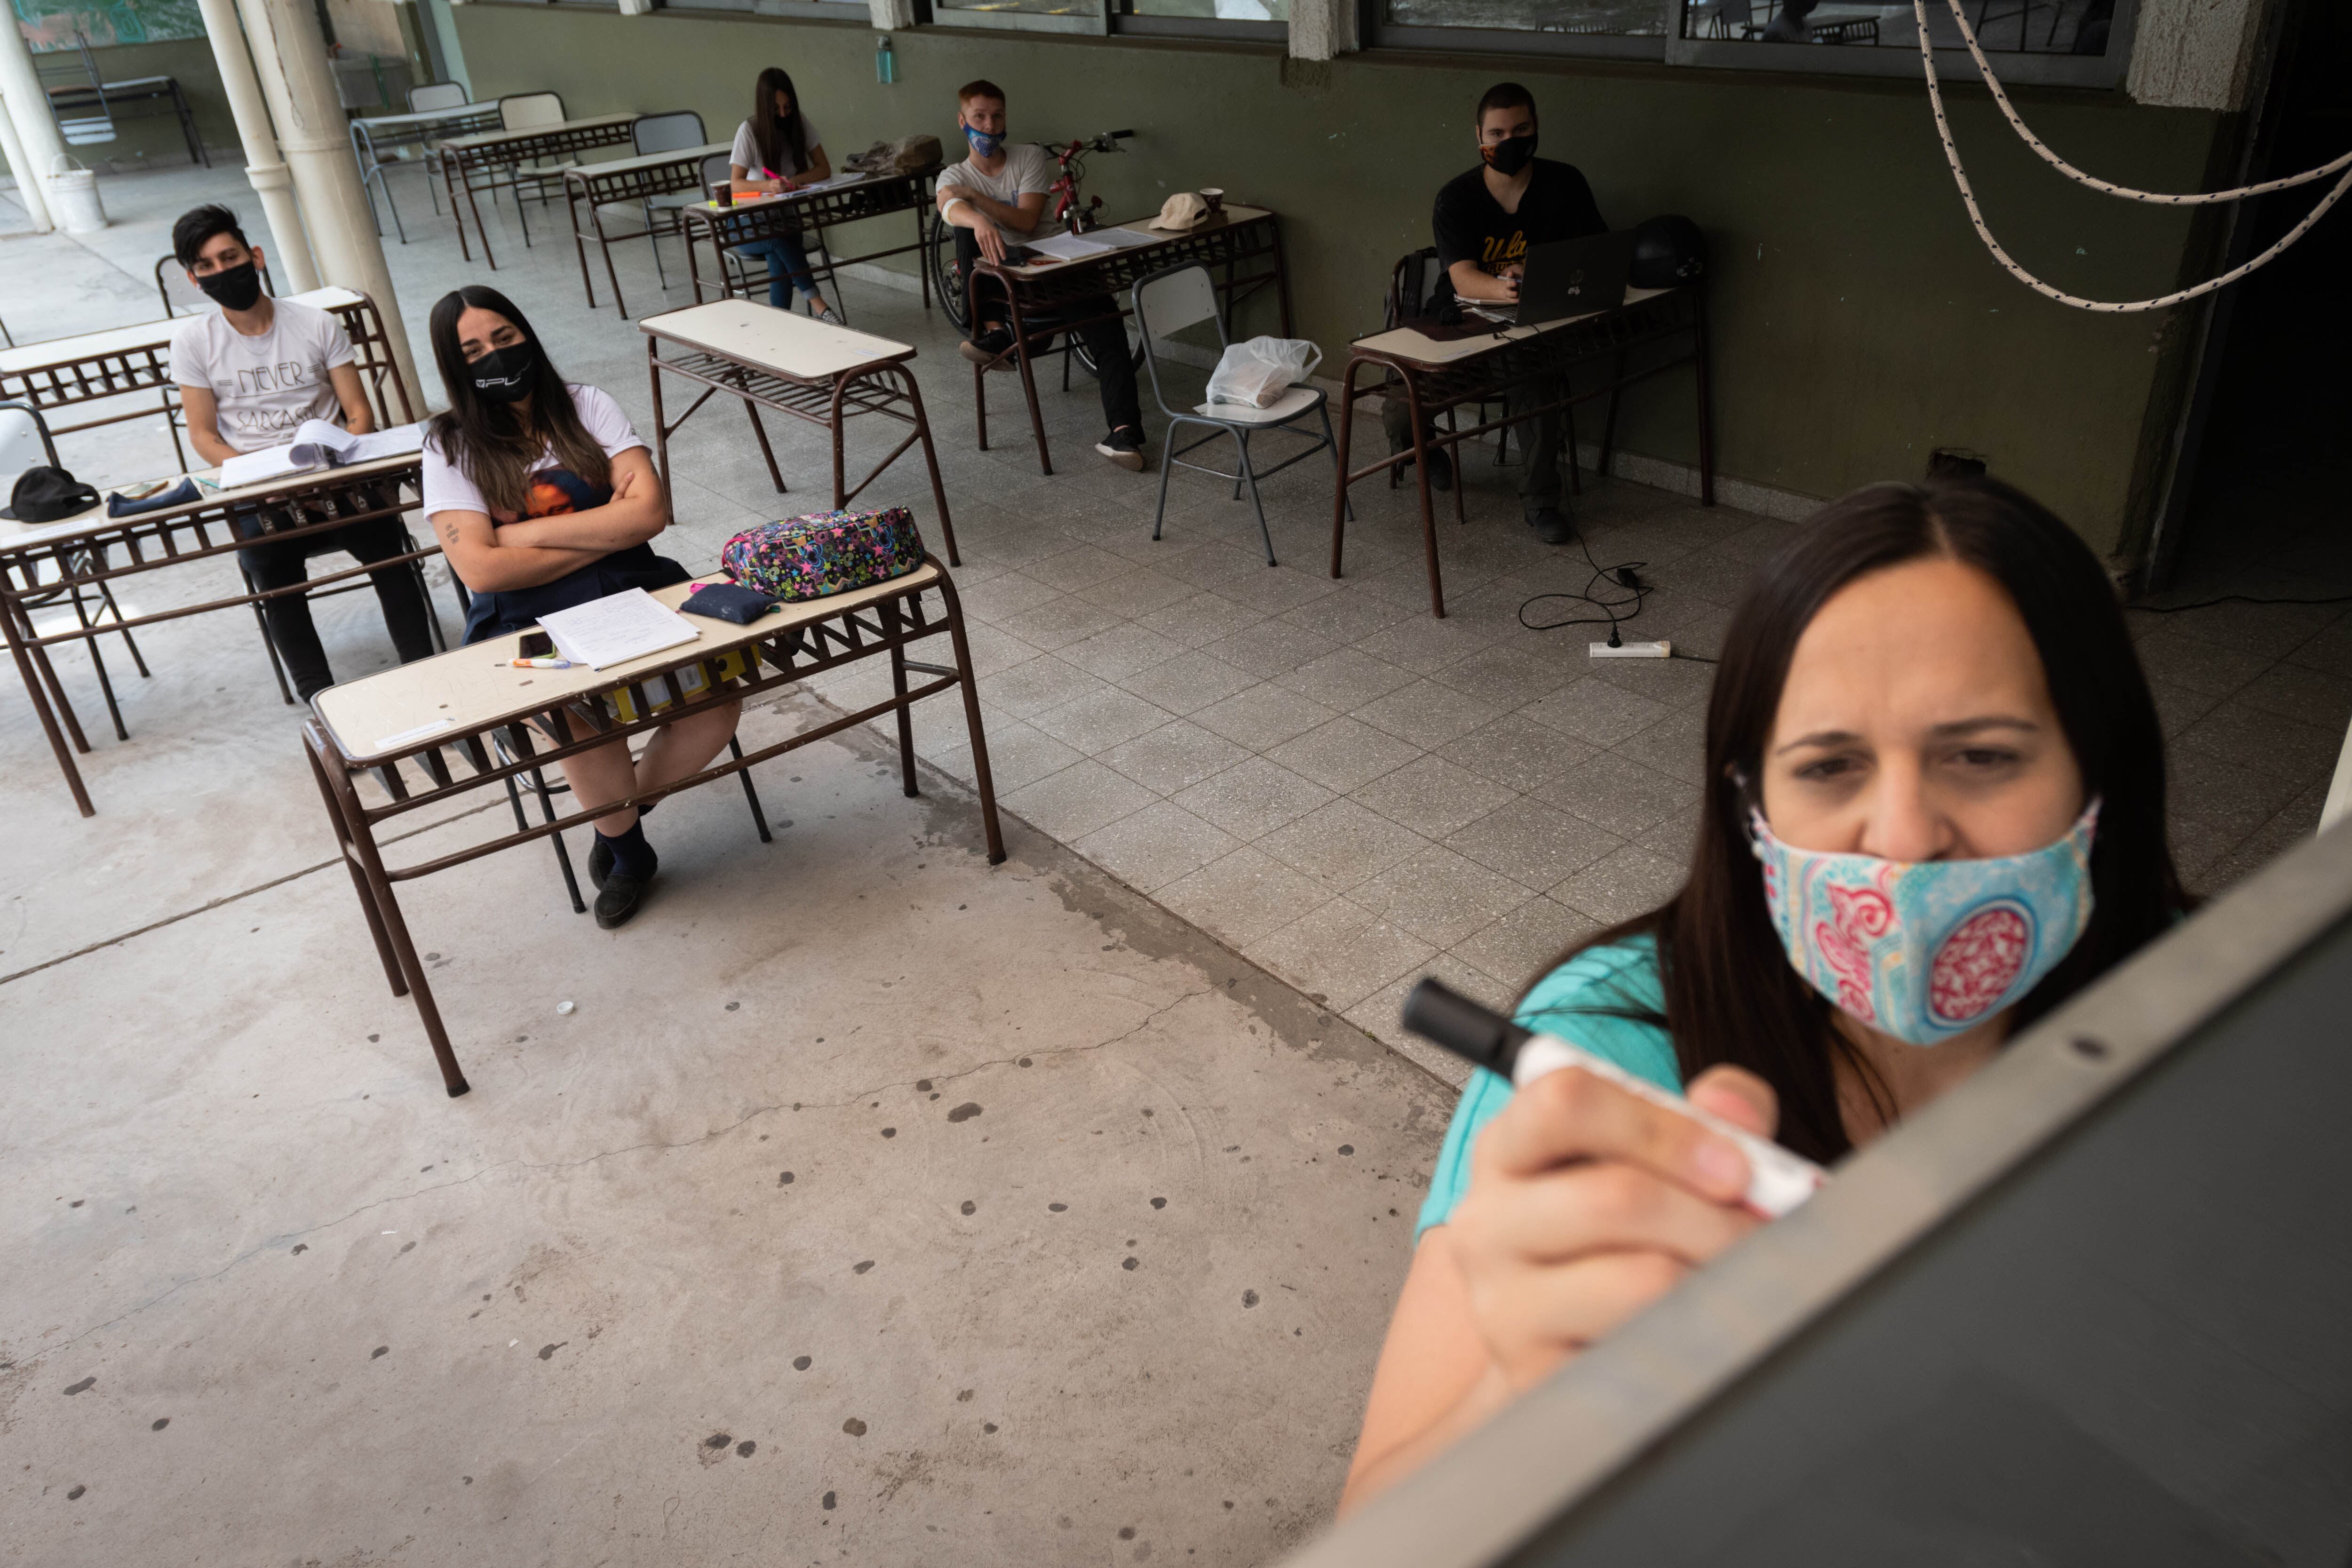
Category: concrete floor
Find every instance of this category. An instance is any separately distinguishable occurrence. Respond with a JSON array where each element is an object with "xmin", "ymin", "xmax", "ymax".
[{"xmin": 6, "ymin": 151, "xmax": 2348, "ymax": 1563}]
